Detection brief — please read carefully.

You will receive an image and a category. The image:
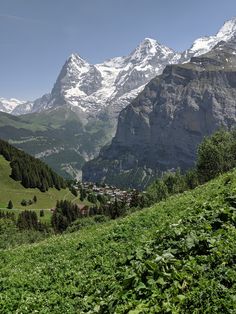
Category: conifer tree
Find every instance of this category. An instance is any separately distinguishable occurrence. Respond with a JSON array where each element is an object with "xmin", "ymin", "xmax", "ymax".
[{"xmin": 7, "ymin": 200, "xmax": 13, "ymax": 209}]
